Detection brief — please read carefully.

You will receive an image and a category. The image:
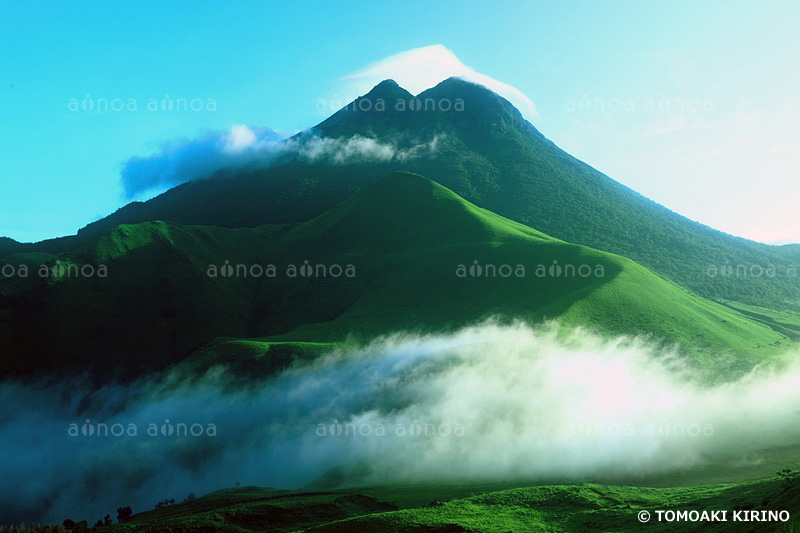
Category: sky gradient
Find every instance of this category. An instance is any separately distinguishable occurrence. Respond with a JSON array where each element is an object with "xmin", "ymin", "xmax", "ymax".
[{"xmin": 1, "ymin": 0, "xmax": 798, "ymax": 243}]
